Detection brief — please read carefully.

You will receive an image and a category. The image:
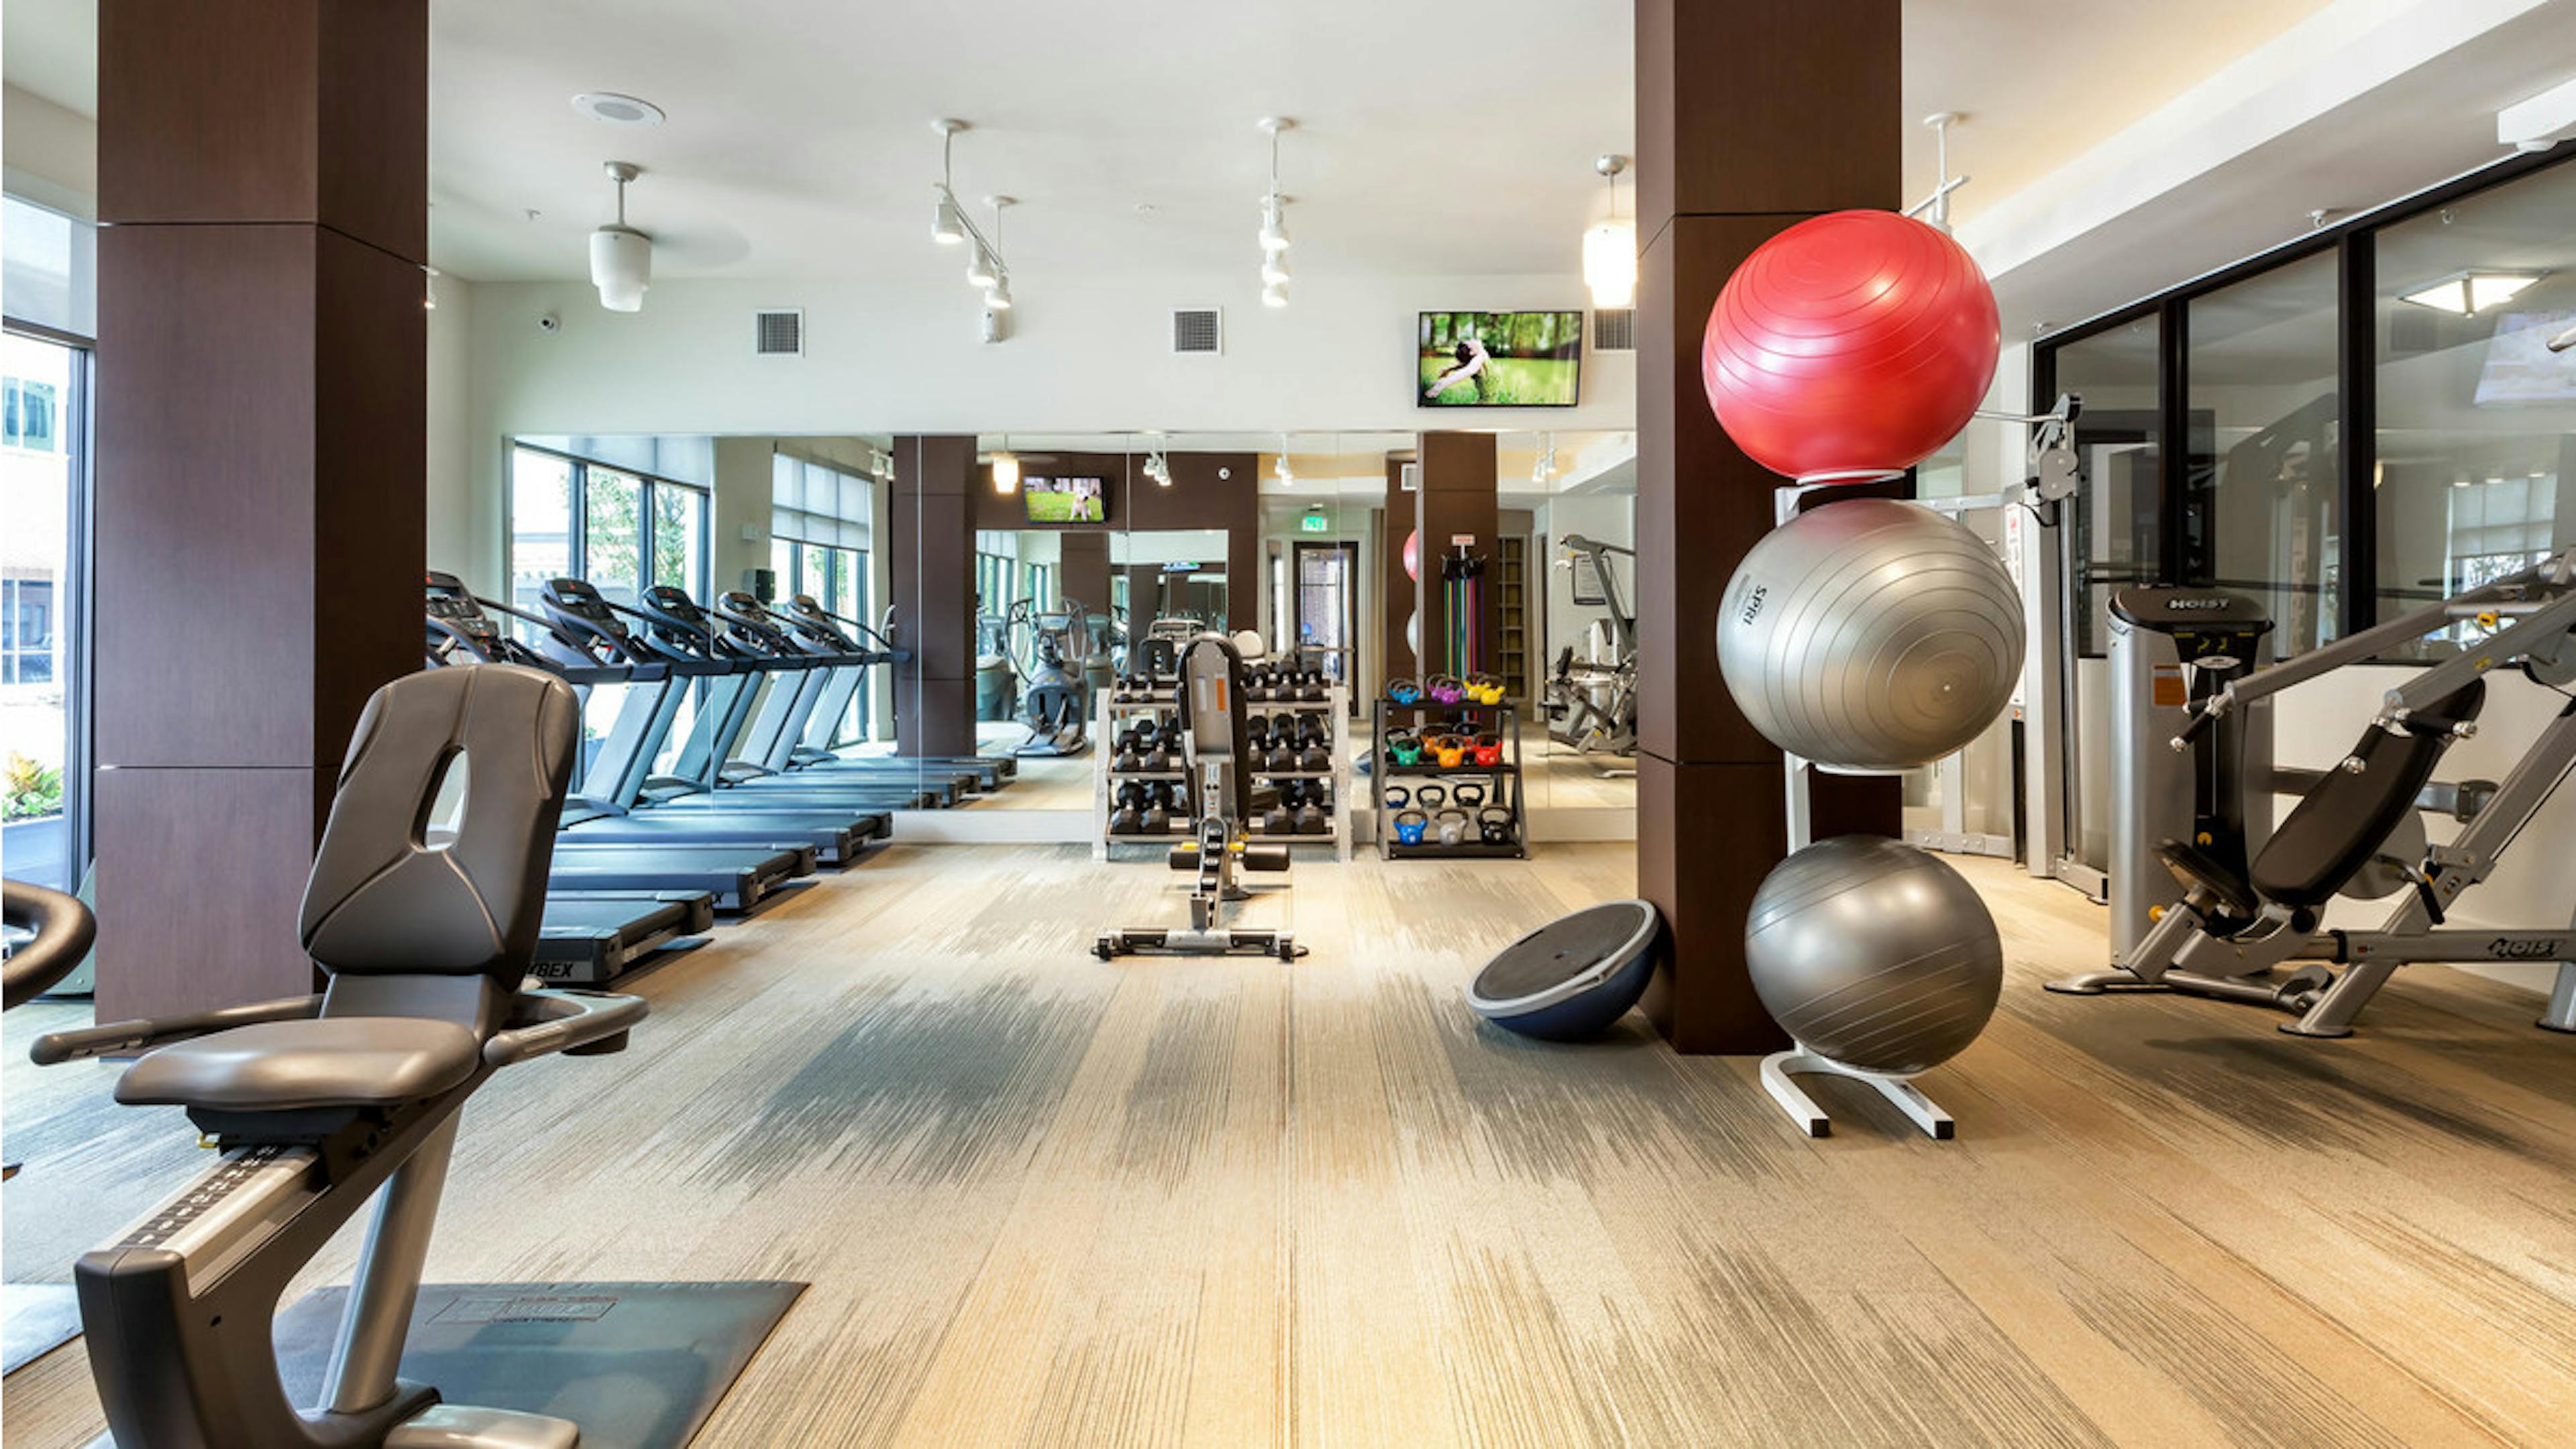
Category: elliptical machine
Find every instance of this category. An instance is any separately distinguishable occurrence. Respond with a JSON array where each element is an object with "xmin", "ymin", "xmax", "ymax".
[
  {"xmin": 1004, "ymin": 597, "xmax": 1093, "ymax": 757},
  {"xmin": 1543, "ymin": 534, "xmax": 1638, "ymax": 765}
]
